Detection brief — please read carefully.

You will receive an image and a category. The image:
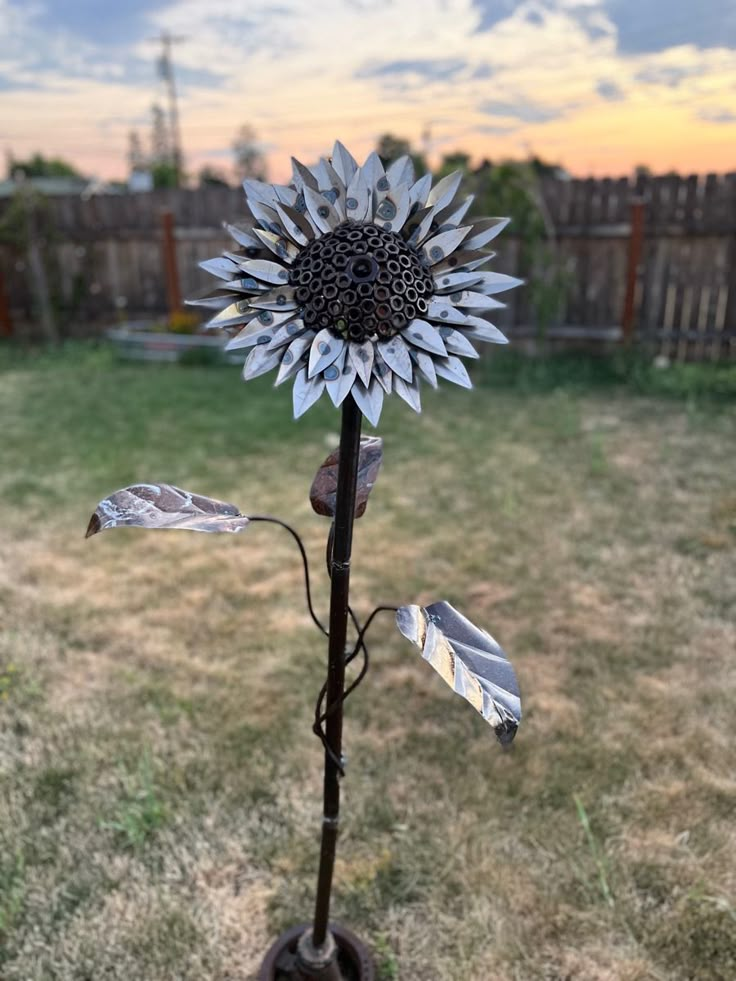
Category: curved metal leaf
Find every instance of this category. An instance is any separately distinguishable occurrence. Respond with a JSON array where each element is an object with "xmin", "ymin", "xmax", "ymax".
[
  {"xmin": 310, "ymin": 437, "xmax": 383, "ymax": 519},
  {"xmin": 396, "ymin": 601, "xmax": 521, "ymax": 744},
  {"xmin": 86, "ymin": 483, "xmax": 249, "ymax": 537}
]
